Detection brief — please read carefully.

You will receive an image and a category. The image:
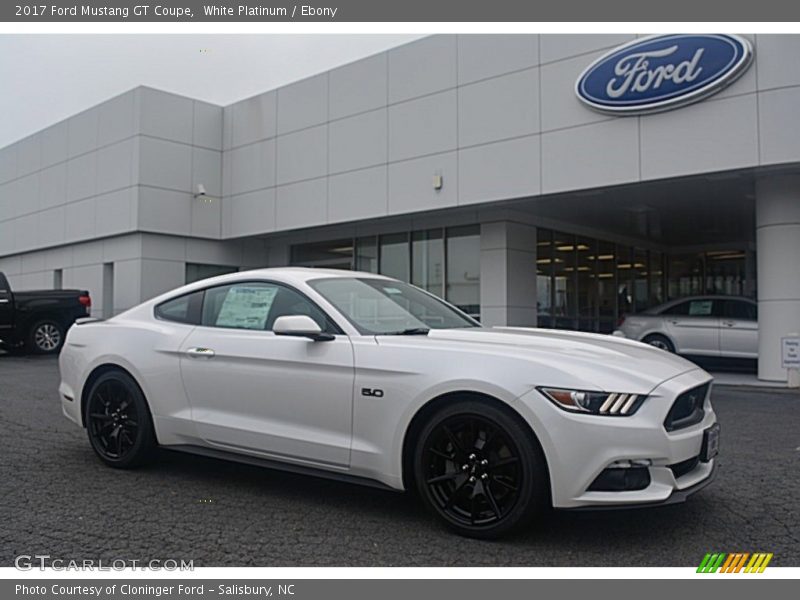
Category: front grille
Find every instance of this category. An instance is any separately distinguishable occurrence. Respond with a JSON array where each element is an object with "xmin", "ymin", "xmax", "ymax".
[
  {"xmin": 669, "ymin": 455, "xmax": 700, "ymax": 479},
  {"xmin": 664, "ymin": 382, "xmax": 710, "ymax": 432}
]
